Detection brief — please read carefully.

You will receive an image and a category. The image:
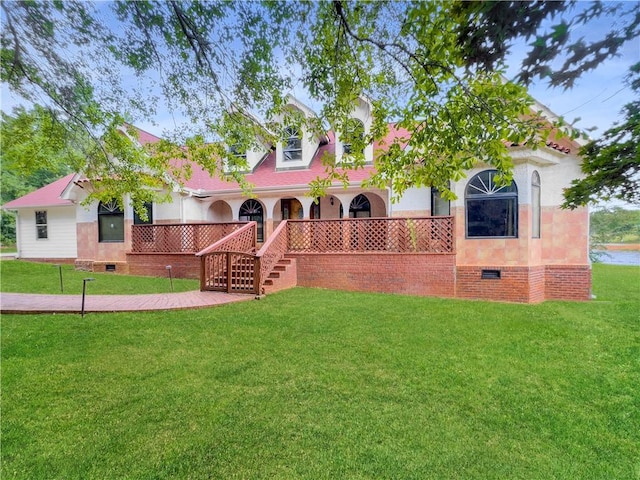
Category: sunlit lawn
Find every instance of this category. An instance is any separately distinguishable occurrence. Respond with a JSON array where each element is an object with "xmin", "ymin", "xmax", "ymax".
[
  {"xmin": 1, "ymin": 263, "xmax": 638, "ymax": 479},
  {"xmin": 0, "ymin": 260, "xmax": 198, "ymax": 294}
]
